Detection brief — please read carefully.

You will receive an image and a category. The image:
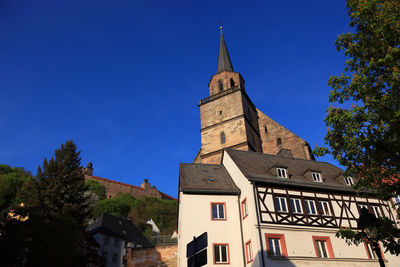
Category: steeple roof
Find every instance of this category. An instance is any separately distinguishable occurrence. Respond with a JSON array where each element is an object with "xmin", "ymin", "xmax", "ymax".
[{"xmin": 217, "ymin": 32, "xmax": 234, "ymax": 73}]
